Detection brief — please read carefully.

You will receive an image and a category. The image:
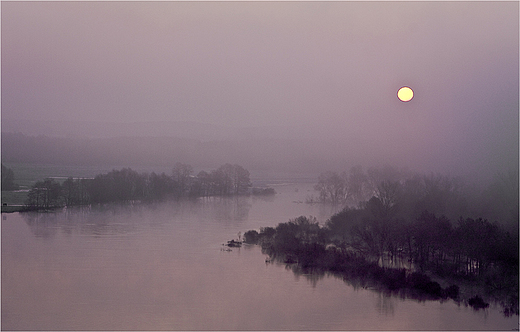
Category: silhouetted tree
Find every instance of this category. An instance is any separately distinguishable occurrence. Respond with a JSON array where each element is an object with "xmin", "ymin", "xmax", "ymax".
[
  {"xmin": 325, "ymin": 207, "xmax": 364, "ymax": 244},
  {"xmin": 231, "ymin": 164, "xmax": 251, "ymax": 195},
  {"xmin": 148, "ymin": 172, "xmax": 175, "ymax": 200},
  {"xmin": 243, "ymin": 230, "xmax": 260, "ymax": 244},
  {"xmin": 314, "ymin": 171, "xmax": 350, "ymax": 205},
  {"xmin": 374, "ymin": 181, "xmax": 401, "ymax": 219},
  {"xmin": 210, "ymin": 164, "xmax": 251, "ymax": 195},
  {"xmin": 88, "ymin": 168, "xmax": 146, "ymax": 203},
  {"xmin": 478, "ymin": 169, "xmax": 519, "ymax": 230},
  {"xmin": 194, "ymin": 170, "xmax": 211, "ymax": 196},
  {"xmin": 26, "ymin": 178, "xmax": 62, "ymax": 209},
  {"xmin": 1, "ymin": 164, "xmax": 18, "ymax": 191},
  {"xmin": 172, "ymin": 162, "xmax": 193, "ymax": 196},
  {"xmin": 62, "ymin": 177, "xmax": 80, "ymax": 206},
  {"xmin": 456, "ymin": 217, "xmax": 500, "ymax": 276},
  {"xmin": 347, "ymin": 165, "xmax": 371, "ymax": 205}
]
